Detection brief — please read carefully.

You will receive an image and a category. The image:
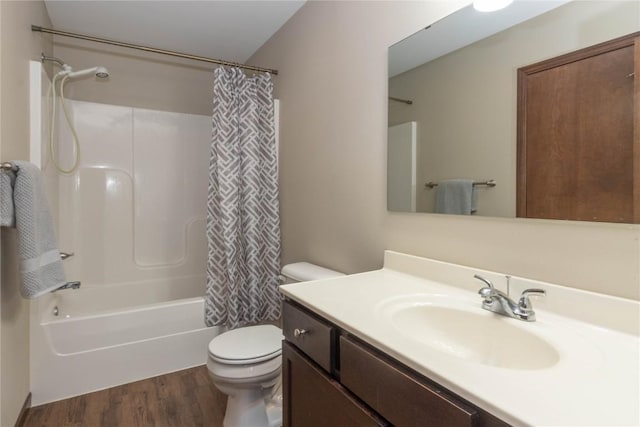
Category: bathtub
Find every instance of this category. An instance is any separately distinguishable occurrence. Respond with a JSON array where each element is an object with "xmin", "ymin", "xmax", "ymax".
[{"xmin": 30, "ymin": 275, "xmax": 221, "ymax": 405}]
